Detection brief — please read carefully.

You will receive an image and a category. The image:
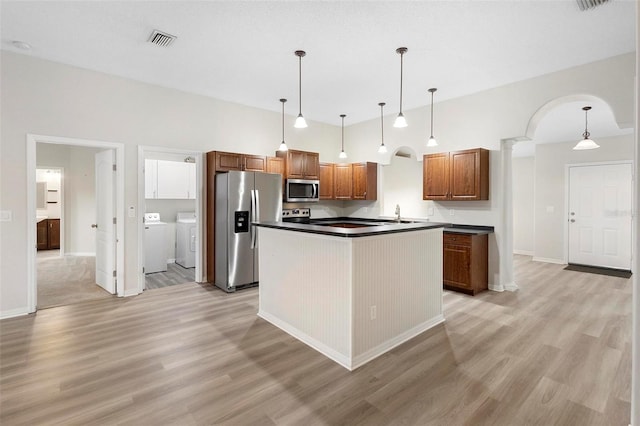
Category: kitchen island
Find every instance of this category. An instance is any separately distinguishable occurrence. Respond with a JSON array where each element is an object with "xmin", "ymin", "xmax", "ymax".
[{"xmin": 254, "ymin": 219, "xmax": 445, "ymax": 370}]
